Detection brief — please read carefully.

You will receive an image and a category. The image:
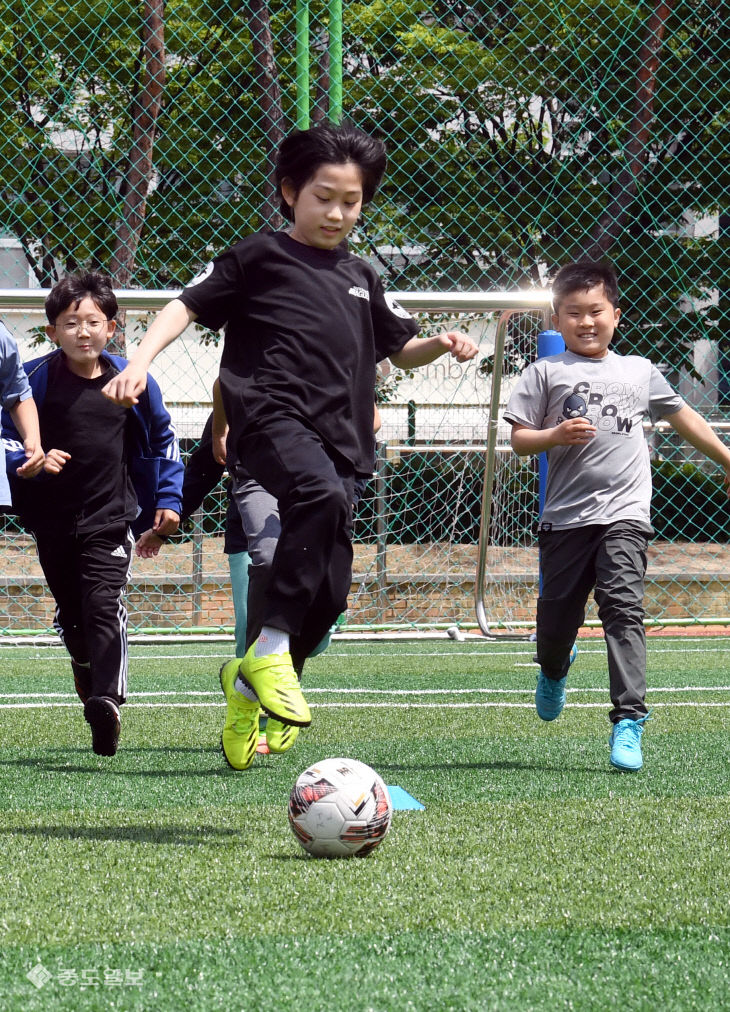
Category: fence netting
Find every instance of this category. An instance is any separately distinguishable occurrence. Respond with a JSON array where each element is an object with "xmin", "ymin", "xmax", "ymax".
[{"xmin": 1, "ymin": 1, "xmax": 728, "ymax": 634}]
